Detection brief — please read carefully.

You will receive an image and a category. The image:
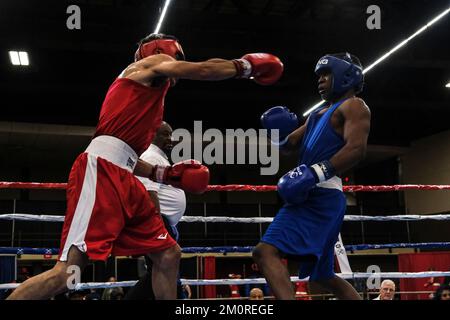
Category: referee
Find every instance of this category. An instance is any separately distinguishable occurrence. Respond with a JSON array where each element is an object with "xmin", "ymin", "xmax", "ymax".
[{"xmin": 125, "ymin": 121, "xmax": 186, "ymax": 300}]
